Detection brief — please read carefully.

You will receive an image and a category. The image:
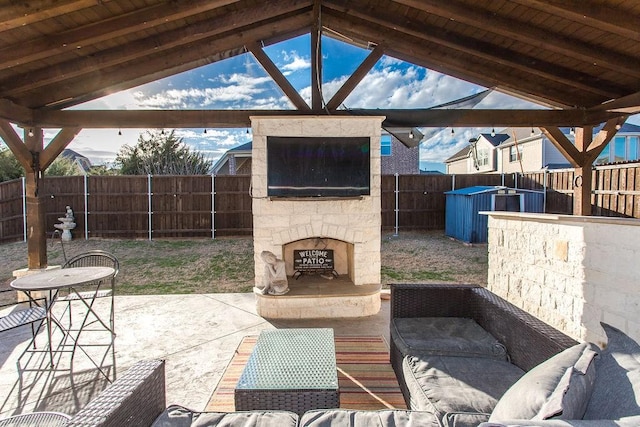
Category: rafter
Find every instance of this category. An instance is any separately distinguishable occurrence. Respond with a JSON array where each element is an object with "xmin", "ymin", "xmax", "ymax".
[
  {"xmin": 0, "ymin": 0, "xmax": 240, "ymax": 71},
  {"xmin": 321, "ymin": 12, "xmax": 604, "ymax": 108},
  {"xmin": 247, "ymin": 42, "xmax": 310, "ymax": 111},
  {"xmin": 325, "ymin": 44, "xmax": 384, "ymax": 111},
  {"xmin": 18, "ymin": 13, "xmax": 314, "ymax": 109},
  {"xmin": 0, "ymin": 0, "xmax": 105, "ymax": 33},
  {"xmin": 0, "ymin": 0, "xmax": 310, "ymax": 96},
  {"xmin": 511, "ymin": 0, "xmax": 640, "ymax": 41},
  {"xmin": 323, "ymin": 1, "xmax": 625, "ymax": 99},
  {"xmin": 390, "ymin": 0, "xmax": 640, "ymax": 79},
  {"xmin": 585, "ymin": 118, "xmax": 627, "ymax": 164}
]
